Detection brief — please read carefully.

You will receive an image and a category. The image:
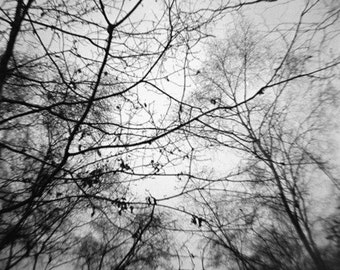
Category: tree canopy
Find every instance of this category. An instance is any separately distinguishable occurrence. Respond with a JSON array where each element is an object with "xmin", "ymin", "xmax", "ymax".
[{"xmin": 1, "ymin": 0, "xmax": 339, "ymax": 269}]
